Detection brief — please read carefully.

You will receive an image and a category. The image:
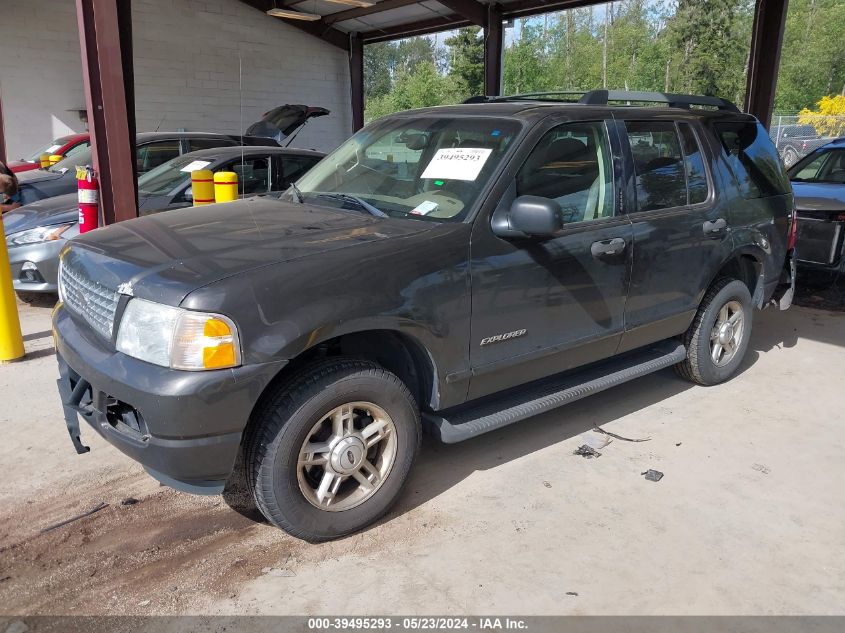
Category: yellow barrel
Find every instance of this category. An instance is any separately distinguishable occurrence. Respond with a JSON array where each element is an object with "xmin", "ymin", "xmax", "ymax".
[
  {"xmin": 39, "ymin": 154, "xmax": 51, "ymax": 168},
  {"xmin": 214, "ymin": 171, "xmax": 238, "ymax": 203},
  {"xmin": 48, "ymin": 154, "xmax": 63, "ymax": 166},
  {"xmin": 191, "ymin": 169, "xmax": 215, "ymax": 206},
  {"xmin": 0, "ymin": 216, "xmax": 25, "ymax": 362}
]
